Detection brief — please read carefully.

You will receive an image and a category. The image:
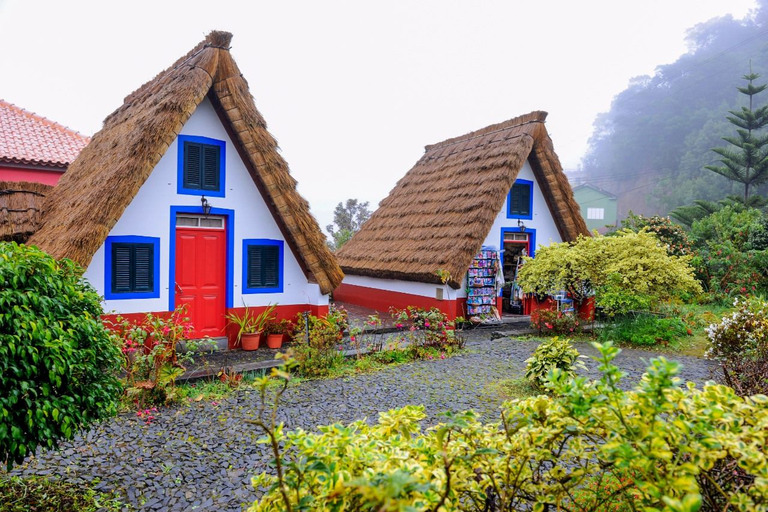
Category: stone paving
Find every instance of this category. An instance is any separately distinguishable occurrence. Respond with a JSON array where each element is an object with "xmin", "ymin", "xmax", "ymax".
[{"xmin": 11, "ymin": 332, "xmax": 715, "ymax": 511}]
